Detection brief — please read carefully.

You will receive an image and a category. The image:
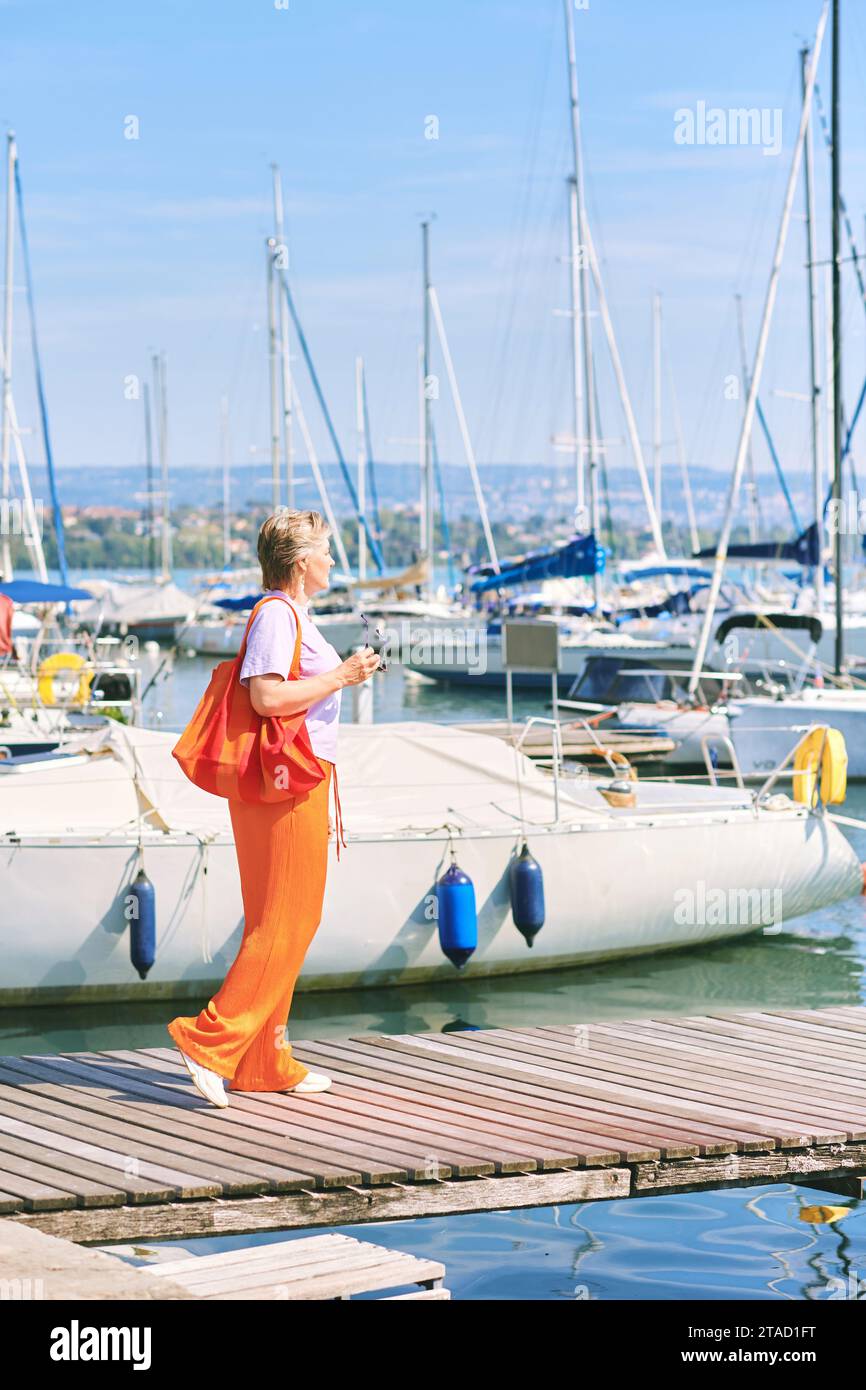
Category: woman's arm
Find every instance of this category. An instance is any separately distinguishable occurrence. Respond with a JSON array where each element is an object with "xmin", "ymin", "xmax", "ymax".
[
  {"xmin": 249, "ymin": 647, "xmax": 380, "ymax": 717},
  {"xmin": 249, "ymin": 668, "xmax": 341, "ymax": 718}
]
